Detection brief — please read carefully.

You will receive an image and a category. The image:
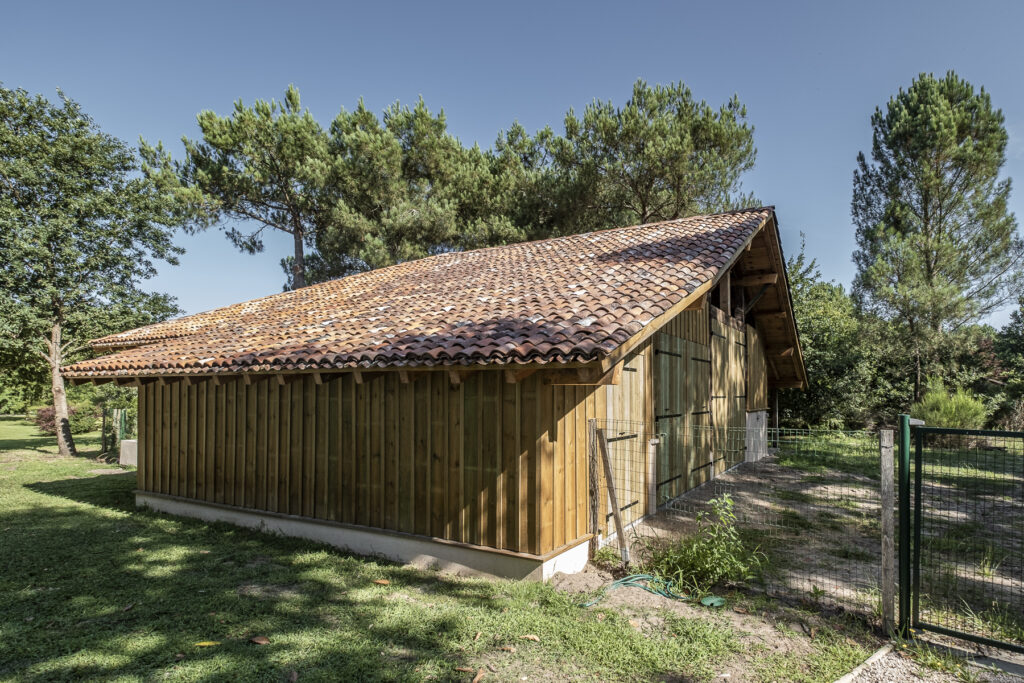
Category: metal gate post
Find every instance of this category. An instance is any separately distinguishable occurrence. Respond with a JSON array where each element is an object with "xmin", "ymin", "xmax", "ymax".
[{"xmin": 897, "ymin": 413, "xmax": 911, "ymax": 637}]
